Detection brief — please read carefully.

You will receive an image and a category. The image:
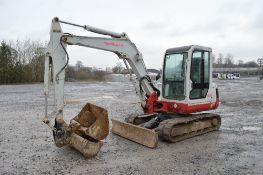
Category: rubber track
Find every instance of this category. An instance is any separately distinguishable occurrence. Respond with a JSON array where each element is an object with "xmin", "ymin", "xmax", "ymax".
[{"xmin": 157, "ymin": 113, "xmax": 221, "ymax": 142}]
